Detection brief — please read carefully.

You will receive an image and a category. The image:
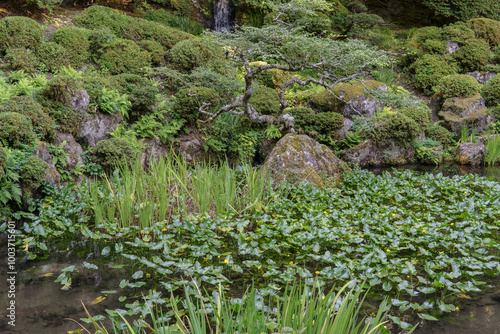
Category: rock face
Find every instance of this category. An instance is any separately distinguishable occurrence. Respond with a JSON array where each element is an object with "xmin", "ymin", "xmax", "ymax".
[
  {"xmin": 77, "ymin": 112, "xmax": 122, "ymax": 147},
  {"xmin": 53, "ymin": 133, "xmax": 84, "ymax": 170},
  {"xmin": 438, "ymin": 94, "xmax": 491, "ymax": 135},
  {"xmin": 342, "ymin": 139, "xmax": 415, "ymax": 167},
  {"xmin": 264, "ymin": 133, "xmax": 349, "ymax": 188},
  {"xmin": 445, "ymin": 40, "xmax": 459, "ymax": 55},
  {"xmin": 141, "ymin": 138, "xmax": 169, "ymax": 169},
  {"xmin": 34, "ymin": 142, "xmax": 61, "ymax": 186},
  {"xmin": 70, "ymin": 89, "xmax": 90, "ymax": 111},
  {"xmin": 337, "ymin": 118, "xmax": 354, "ymax": 140},
  {"xmin": 457, "ymin": 143, "xmax": 485, "ymax": 166},
  {"xmin": 173, "ymin": 129, "xmax": 214, "ymax": 163},
  {"xmin": 467, "ymin": 71, "xmax": 497, "ymax": 84}
]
